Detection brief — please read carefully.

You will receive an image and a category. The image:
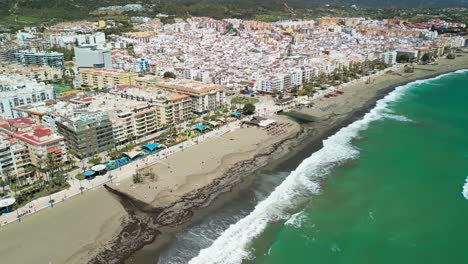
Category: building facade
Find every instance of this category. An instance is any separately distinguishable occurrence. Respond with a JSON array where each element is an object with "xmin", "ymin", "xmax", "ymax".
[
  {"xmin": 0, "ymin": 117, "xmax": 67, "ymax": 167},
  {"xmin": 74, "ymin": 45, "xmax": 112, "ymax": 70},
  {"xmin": 14, "ymin": 51, "xmax": 64, "ymax": 69},
  {"xmin": 380, "ymin": 51, "xmax": 397, "ymax": 65},
  {"xmin": 55, "ymin": 113, "xmax": 114, "ymax": 158},
  {"xmin": 0, "ymin": 75, "xmax": 55, "ymax": 119},
  {"xmin": 136, "ymin": 77, "xmax": 225, "ymax": 114},
  {"xmin": 79, "ymin": 69, "xmax": 138, "ymax": 89}
]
